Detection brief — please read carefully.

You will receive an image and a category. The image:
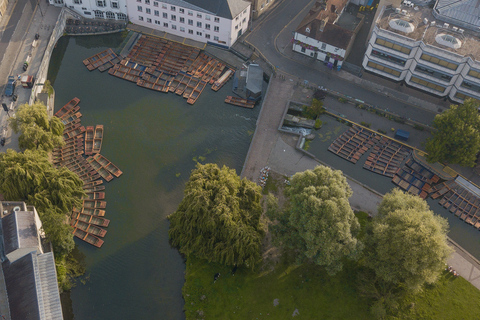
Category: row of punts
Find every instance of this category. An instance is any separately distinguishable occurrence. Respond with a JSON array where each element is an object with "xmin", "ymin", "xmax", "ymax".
[
  {"xmin": 437, "ymin": 181, "xmax": 480, "ymax": 229},
  {"xmin": 53, "ymin": 97, "xmax": 124, "ymax": 248},
  {"xmin": 328, "ymin": 126, "xmax": 379, "ymax": 164},
  {"xmin": 363, "ymin": 137, "xmax": 411, "ymax": 177},
  {"xmin": 83, "ymin": 48, "xmax": 120, "ymax": 72}
]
